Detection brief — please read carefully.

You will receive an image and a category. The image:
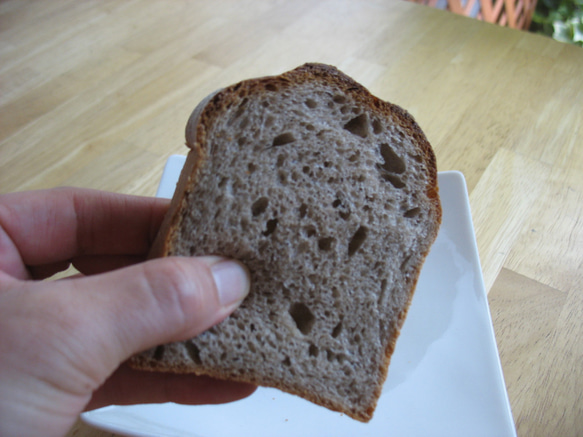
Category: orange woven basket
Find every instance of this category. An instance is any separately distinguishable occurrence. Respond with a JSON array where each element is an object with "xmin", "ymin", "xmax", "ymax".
[{"xmin": 408, "ymin": 0, "xmax": 537, "ymax": 30}]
